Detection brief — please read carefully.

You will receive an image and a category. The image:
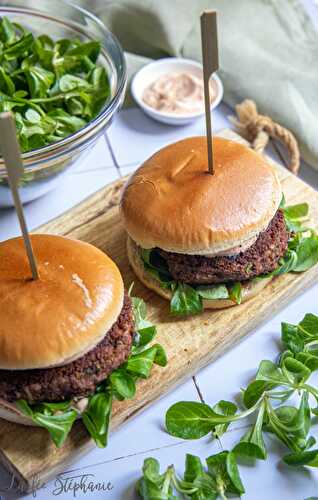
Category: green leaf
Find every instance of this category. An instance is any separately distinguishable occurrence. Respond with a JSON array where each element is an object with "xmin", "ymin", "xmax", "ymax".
[
  {"xmin": 281, "ymin": 322, "xmax": 304, "ymax": 353},
  {"xmin": 170, "ymin": 283, "xmax": 202, "ymax": 316},
  {"xmin": 35, "ymin": 401, "xmax": 72, "ymax": 414},
  {"xmin": 282, "ymin": 356, "xmax": 311, "ymax": 384},
  {"xmin": 166, "ymin": 402, "xmax": 216, "ymax": 439},
  {"xmin": 25, "ymin": 108, "xmax": 41, "ymax": 123},
  {"xmin": 299, "ymin": 313, "xmax": 318, "ymax": 336},
  {"xmin": 68, "ymin": 41, "xmax": 100, "ymax": 62},
  {"xmin": 184, "ymin": 454, "xmax": 205, "ymax": 483},
  {"xmin": 256, "ymin": 360, "xmax": 287, "ymax": 385},
  {"xmin": 207, "ymin": 451, "xmax": 245, "ymax": 496},
  {"xmin": 273, "ymin": 405, "xmax": 298, "ymax": 427},
  {"xmin": 296, "ymin": 352, "xmax": 318, "ymax": 372},
  {"xmin": 233, "ymin": 401, "xmax": 267, "ymax": 460},
  {"xmin": 273, "ymin": 249, "xmax": 298, "ymax": 275},
  {"xmin": 110, "ymin": 369, "xmax": 136, "ymax": 400},
  {"xmin": 26, "ymin": 65, "xmax": 55, "ymax": 98},
  {"xmin": 243, "ymin": 380, "xmax": 276, "ymax": 408},
  {"xmin": 0, "ymin": 67, "xmax": 15, "ymax": 95},
  {"xmin": 197, "ymin": 284, "xmax": 229, "ymax": 300},
  {"xmin": 279, "ymin": 193, "xmax": 286, "ymax": 208},
  {"xmin": 137, "ymin": 459, "xmax": 178, "ymax": 500},
  {"xmin": 183, "ymin": 454, "xmax": 218, "ymax": 499},
  {"xmin": 291, "ymin": 391, "xmax": 311, "ymax": 439},
  {"xmin": 59, "ymin": 74, "xmax": 90, "ymax": 92},
  {"xmin": 283, "ymin": 203, "xmax": 309, "ymax": 220},
  {"xmin": 132, "ymin": 296, "xmax": 157, "ymax": 346},
  {"xmin": 32, "ymin": 411, "xmax": 77, "ymax": 448},
  {"xmin": 15, "ymin": 399, "xmax": 35, "ymax": 418},
  {"xmin": 228, "ymin": 282, "xmax": 242, "ymax": 304},
  {"xmin": 153, "ymin": 344, "xmax": 168, "ymax": 366},
  {"xmin": 142, "ymin": 457, "xmax": 164, "ymax": 485},
  {"xmin": 283, "ymin": 203, "xmax": 310, "ymax": 233},
  {"xmin": 283, "ymin": 449, "xmax": 318, "ymax": 467},
  {"xmin": 1, "ymin": 17, "xmax": 17, "ymax": 45},
  {"xmin": 82, "ymin": 389, "xmax": 112, "ymax": 448},
  {"xmin": 127, "ymin": 343, "xmax": 167, "ymax": 378},
  {"xmin": 3, "ymin": 32, "xmax": 34, "ymax": 59},
  {"xmin": 265, "ymin": 393, "xmax": 312, "ymax": 452},
  {"xmin": 16, "ymin": 399, "xmax": 77, "ymax": 447},
  {"xmin": 225, "ymin": 451, "xmax": 245, "ymax": 494},
  {"xmin": 212, "ymin": 400, "xmax": 237, "ymax": 438},
  {"xmin": 292, "ymin": 235, "xmax": 318, "ymax": 272}
]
